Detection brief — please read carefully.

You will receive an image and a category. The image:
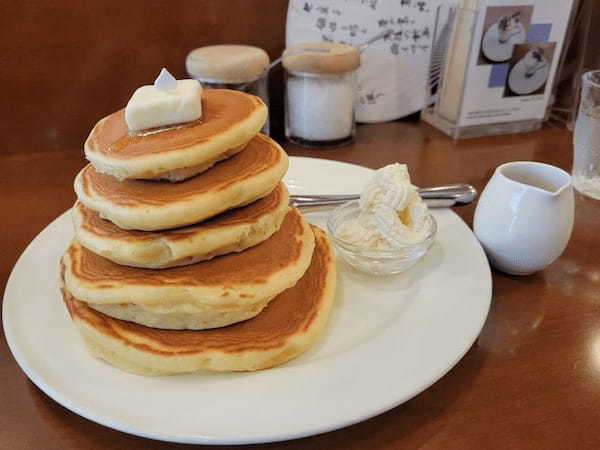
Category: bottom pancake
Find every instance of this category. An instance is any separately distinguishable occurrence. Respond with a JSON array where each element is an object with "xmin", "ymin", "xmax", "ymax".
[{"xmin": 61, "ymin": 226, "xmax": 336, "ymax": 375}]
